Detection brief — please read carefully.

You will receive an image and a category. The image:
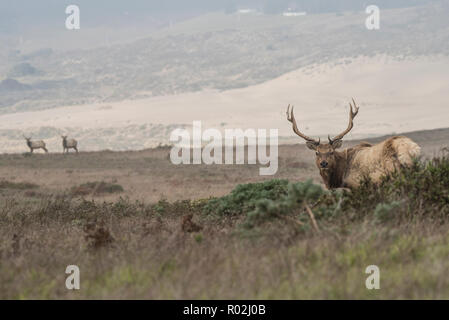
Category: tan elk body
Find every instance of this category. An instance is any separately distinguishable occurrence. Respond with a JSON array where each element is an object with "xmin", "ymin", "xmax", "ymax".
[
  {"xmin": 286, "ymin": 99, "xmax": 421, "ymax": 189},
  {"xmin": 61, "ymin": 136, "xmax": 78, "ymax": 153},
  {"xmin": 23, "ymin": 136, "xmax": 48, "ymax": 153}
]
